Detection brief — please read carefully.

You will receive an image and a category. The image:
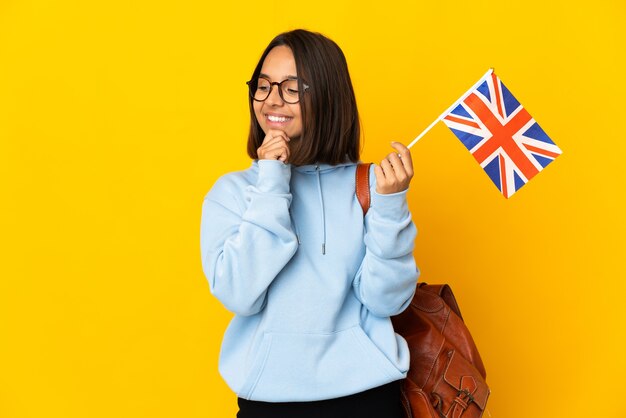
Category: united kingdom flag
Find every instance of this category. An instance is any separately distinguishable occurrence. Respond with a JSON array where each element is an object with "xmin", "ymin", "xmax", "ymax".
[{"xmin": 442, "ymin": 71, "xmax": 562, "ymax": 198}]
